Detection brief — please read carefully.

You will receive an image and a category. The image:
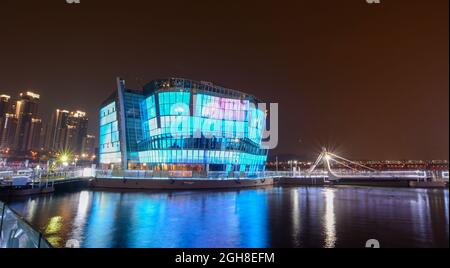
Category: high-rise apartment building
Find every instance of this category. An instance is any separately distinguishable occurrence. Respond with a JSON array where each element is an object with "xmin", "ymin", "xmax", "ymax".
[
  {"xmin": 0, "ymin": 95, "xmax": 17, "ymax": 151},
  {"xmin": 0, "ymin": 95, "xmax": 11, "ymax": 117},
  {"xmin": 11, "ymin": 91, "xmax": 42, "ymax": 152},
  {"xmin": 47, "ymin": 109, "xmax": 89, "ymax": 154},
  {"xmin": 47, "ymin": 109, "xmax": 69, "ymax": 151},
  {"xmin": 0, "ymin": 95, "xmax": 13, "ymax": 150},
  {"xmin": 82, "ymin": 134, "xmax": 96, "ymax": 156},
  {"xmin": 66, "ymin": 110, "xmax": 88, "ymax": 154}
]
